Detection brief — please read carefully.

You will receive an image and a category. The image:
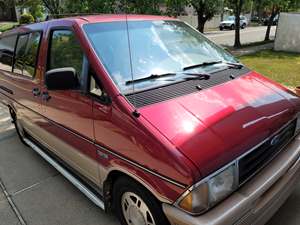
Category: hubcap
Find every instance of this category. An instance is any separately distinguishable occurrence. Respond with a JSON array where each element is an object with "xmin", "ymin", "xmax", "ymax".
[{"xmin": 121, "ymin": 192, "xmax": 156, "ymax": 225}]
